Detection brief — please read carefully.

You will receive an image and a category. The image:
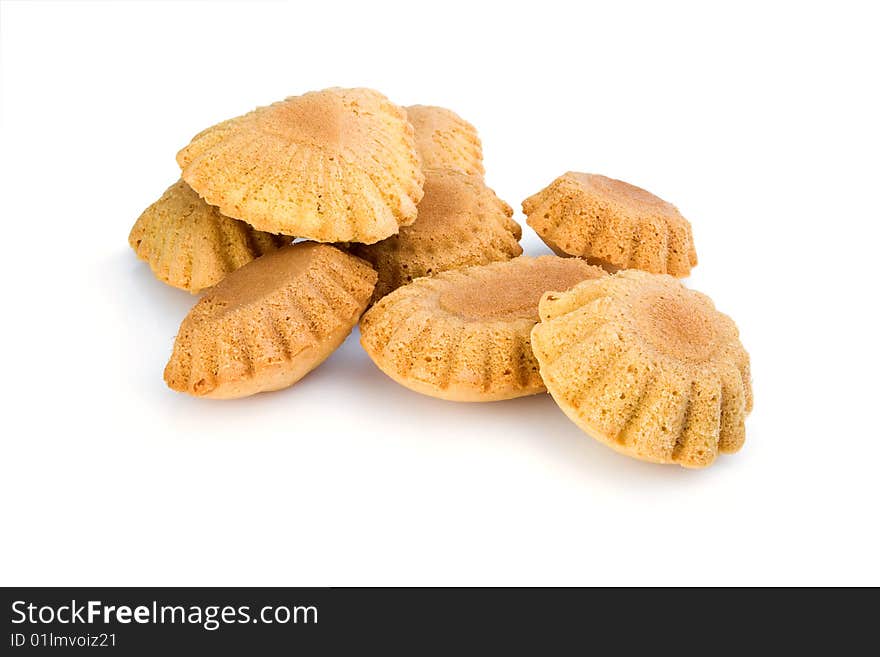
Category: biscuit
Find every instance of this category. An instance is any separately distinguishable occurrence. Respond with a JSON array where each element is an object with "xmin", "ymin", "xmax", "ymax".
[
  {"xmin": 360, "ymin": 256, "xmax": 605, "ymax": 401},
  {"xmin": 177, "ymin": 88, "xmax": 425, "ymax": 244},
  {"xmin": 530, "ymin": 270, "xmax": 752, "ymax": 468},
  {"xmin": 350, "ymin": 168, "xmax": 522, "ymax": 301},
  {"xmin": 522, "ymin": 172, "xmax": 697, "ymax": 276},
  {"xmin": 406, "ymin": 105, "xmax": 484, "ymax": 176},
  {"xmin": 164, "ymin": 243, "xmax": 377, "ymax": 398},
  {"xmin": 129, "ymin": 180, "xmax": 289, "ymax": 293}
]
